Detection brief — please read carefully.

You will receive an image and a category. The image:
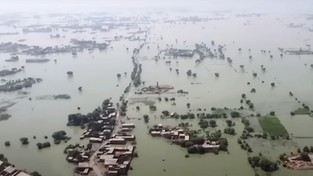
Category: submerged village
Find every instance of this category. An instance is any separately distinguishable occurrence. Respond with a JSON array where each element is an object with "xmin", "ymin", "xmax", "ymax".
[{"xmin": 1, "ymin": 5, "xmax": 313, "ymax": 176}]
